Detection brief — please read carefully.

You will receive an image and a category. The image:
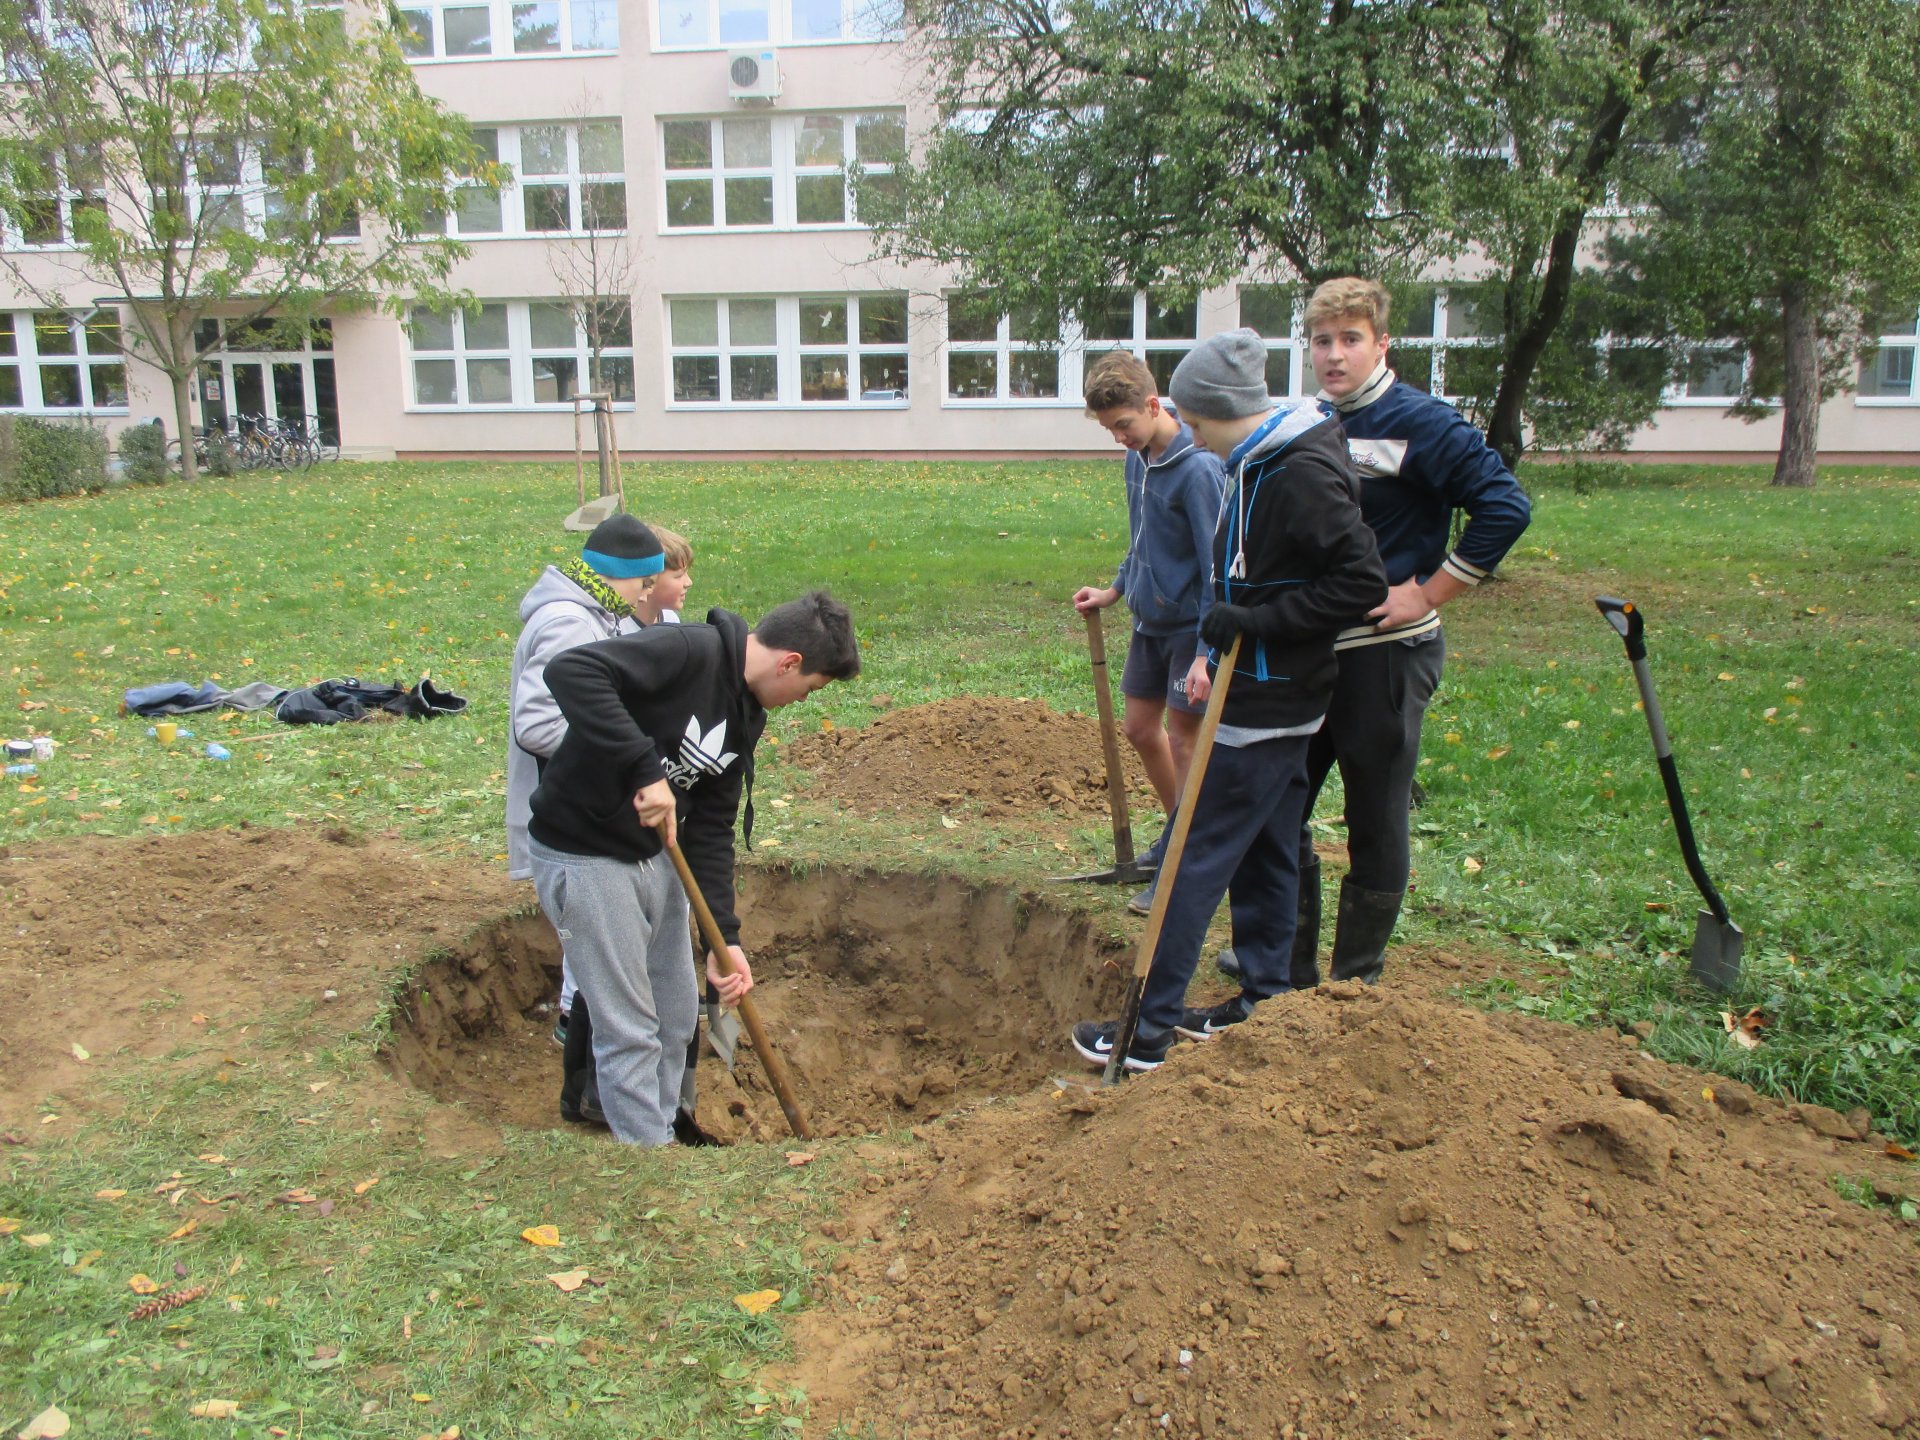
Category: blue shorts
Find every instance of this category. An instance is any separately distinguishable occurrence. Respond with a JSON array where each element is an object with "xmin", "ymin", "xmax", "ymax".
[{"xmin": 1120, "ymin": 628, "xmax": 1205, "ymax": 715}]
